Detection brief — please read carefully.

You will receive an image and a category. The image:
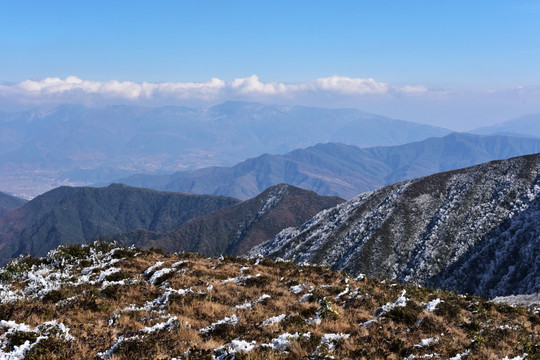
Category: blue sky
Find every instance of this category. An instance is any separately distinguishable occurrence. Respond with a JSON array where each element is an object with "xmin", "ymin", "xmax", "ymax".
[{"xmin": 1, "ymin": 1, "xmax": 539, "ymax": 130}]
